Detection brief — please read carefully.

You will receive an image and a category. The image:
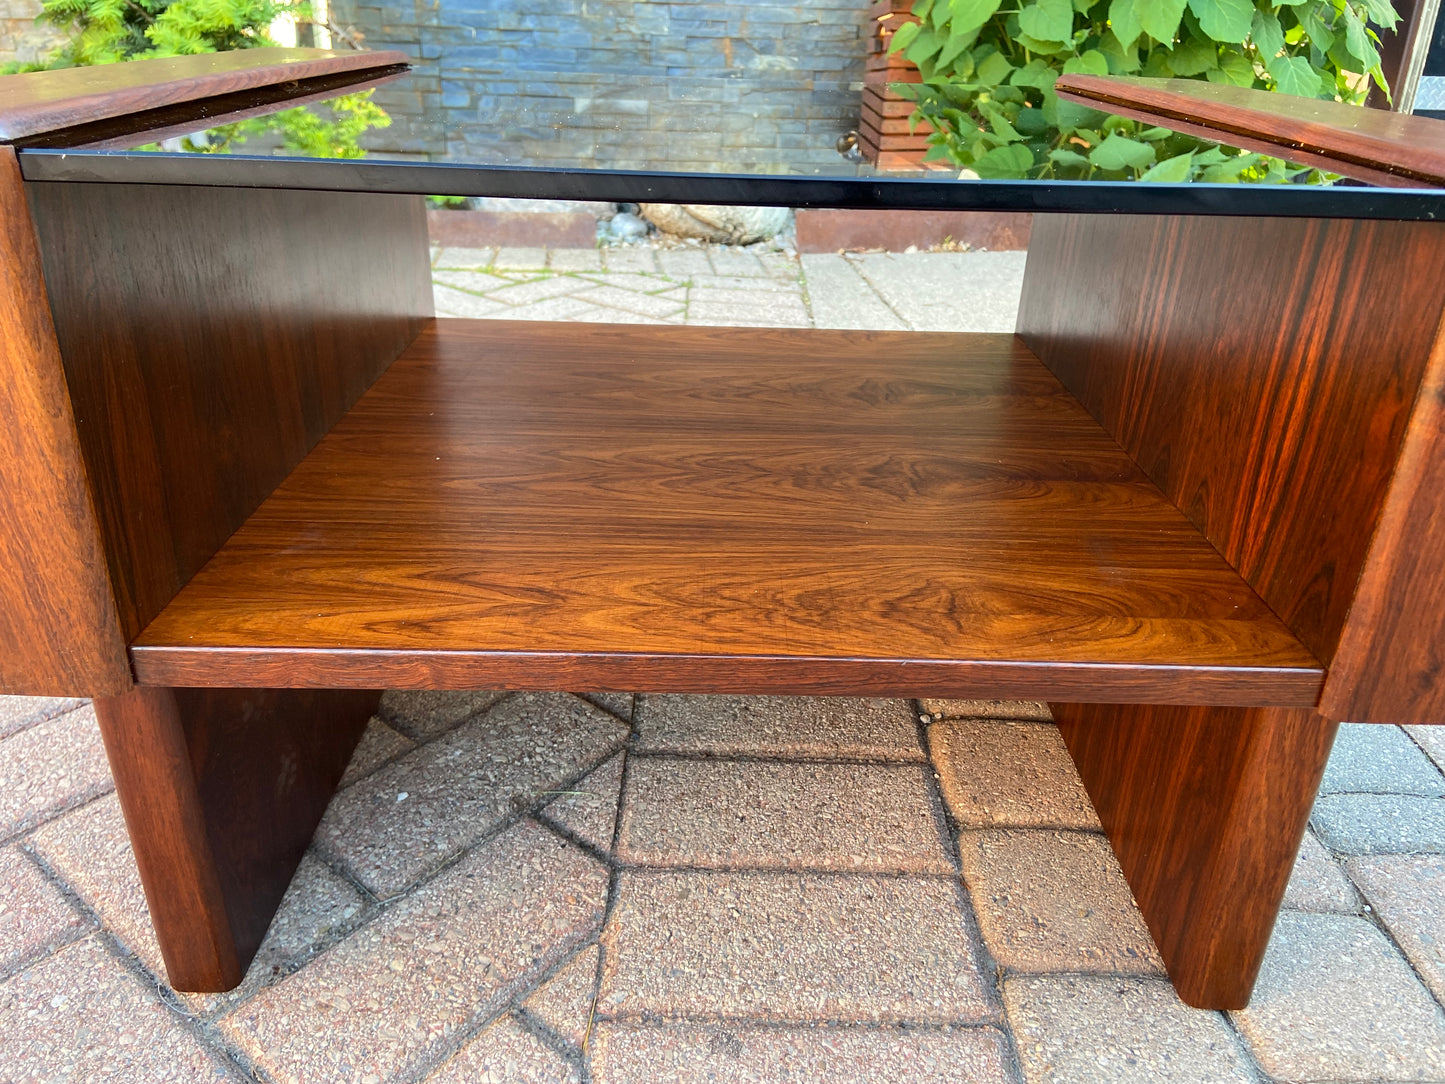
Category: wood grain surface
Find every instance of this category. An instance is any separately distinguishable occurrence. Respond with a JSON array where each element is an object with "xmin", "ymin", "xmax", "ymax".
[
  {"xmin": 1054, "ymin": 701, "xmax": 1338, "ymax": 1008},
  {"xmin": 26, "ymin": 180, "xmax": 432, "ymax": 643},
  {"xmin": 1019, "ymin": 213, "xmax": 1445, "ymax": 672},
  {"xmin": 0, "ymin": 147, "xmax": 130, "ymax": 696},
  {"xmin": 1054, "ymin": 75, "xmax": 1445, "ymax": 187},
  {"xmin": 1322, "ymin": 318, "xmax": 1445, "ymax": 724},
  {"xmin": 130, "ymin": 320, "xmax": 1322, "ymax": 703},
  {"xmin": 94, "ymin": 686, "xmax": 376, "ymax": 991},
  {"xmin": 0, "ymin": 48, "xmax": 409, "ymax": 146}
]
